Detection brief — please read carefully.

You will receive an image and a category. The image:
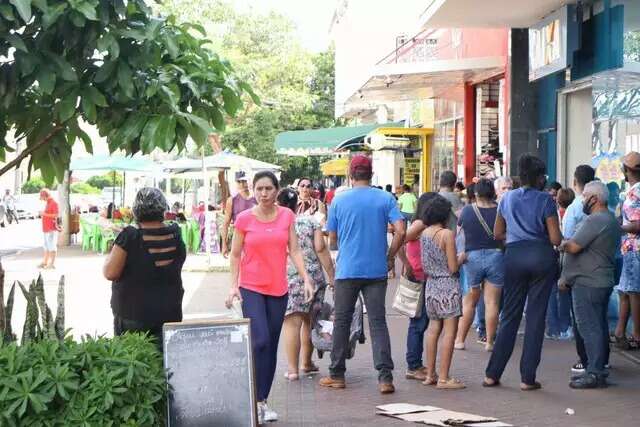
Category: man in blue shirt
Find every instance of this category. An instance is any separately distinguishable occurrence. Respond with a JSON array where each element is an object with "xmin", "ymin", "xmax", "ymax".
[{"xmin": 319, "ymin": 155, "xmax": 405, "ymax": 394}]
